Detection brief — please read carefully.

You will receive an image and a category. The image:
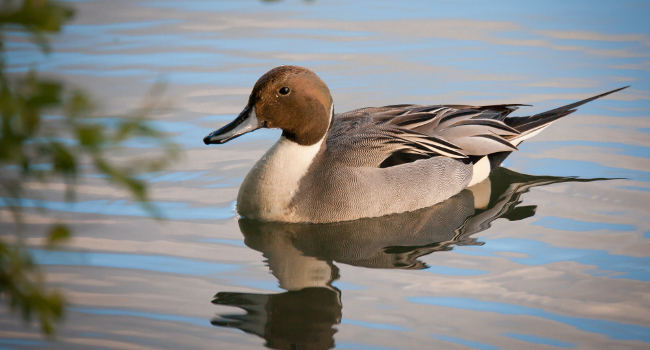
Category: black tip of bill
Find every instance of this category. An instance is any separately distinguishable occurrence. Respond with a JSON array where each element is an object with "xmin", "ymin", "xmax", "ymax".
[
  {"xmin": 203, "ymin": 132, "xmax": 226, "ymax": 145},
  {"xmin": 203, "ymin": 105, "xmax": 260, "ymax": 145}
]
